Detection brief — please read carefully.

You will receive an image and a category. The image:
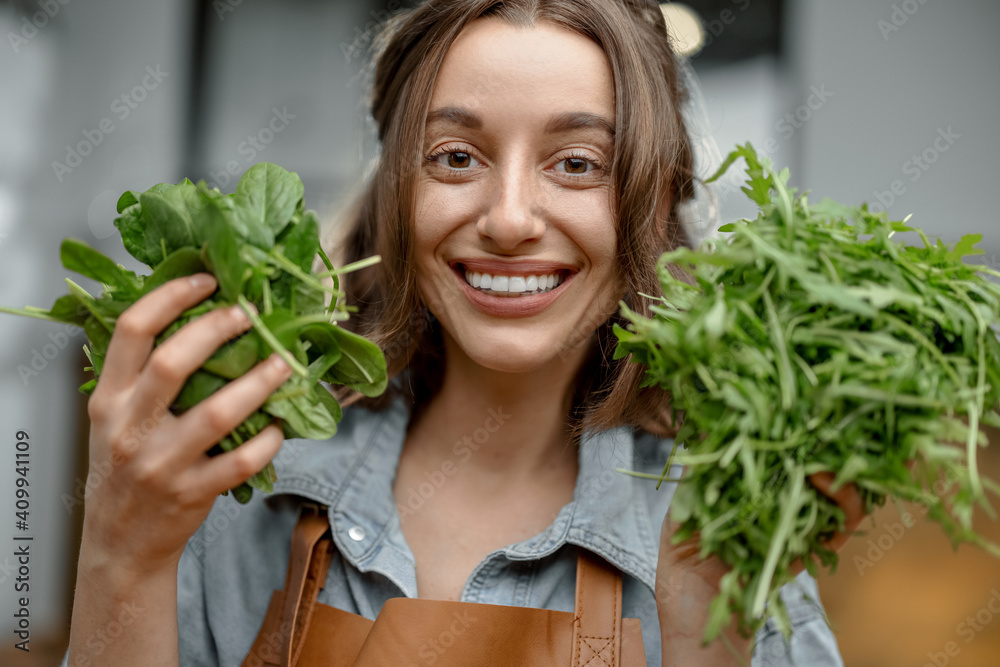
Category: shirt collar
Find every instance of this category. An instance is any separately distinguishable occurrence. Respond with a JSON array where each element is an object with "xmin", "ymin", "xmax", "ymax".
[{"xmin": 270, "ymin": 389, "xmax": 663, "ymax": 596}]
